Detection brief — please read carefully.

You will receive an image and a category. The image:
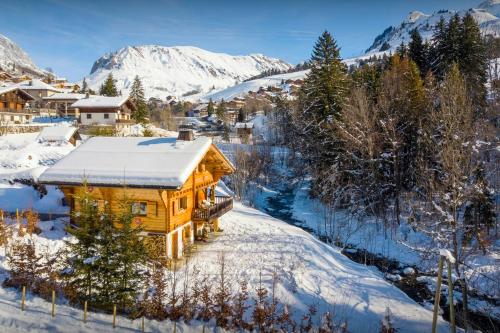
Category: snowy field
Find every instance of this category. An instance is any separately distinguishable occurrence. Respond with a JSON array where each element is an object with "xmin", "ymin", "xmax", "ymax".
[{"xmin": 0, "ymin": 203, "xmax": 452, "ymax": 333}]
